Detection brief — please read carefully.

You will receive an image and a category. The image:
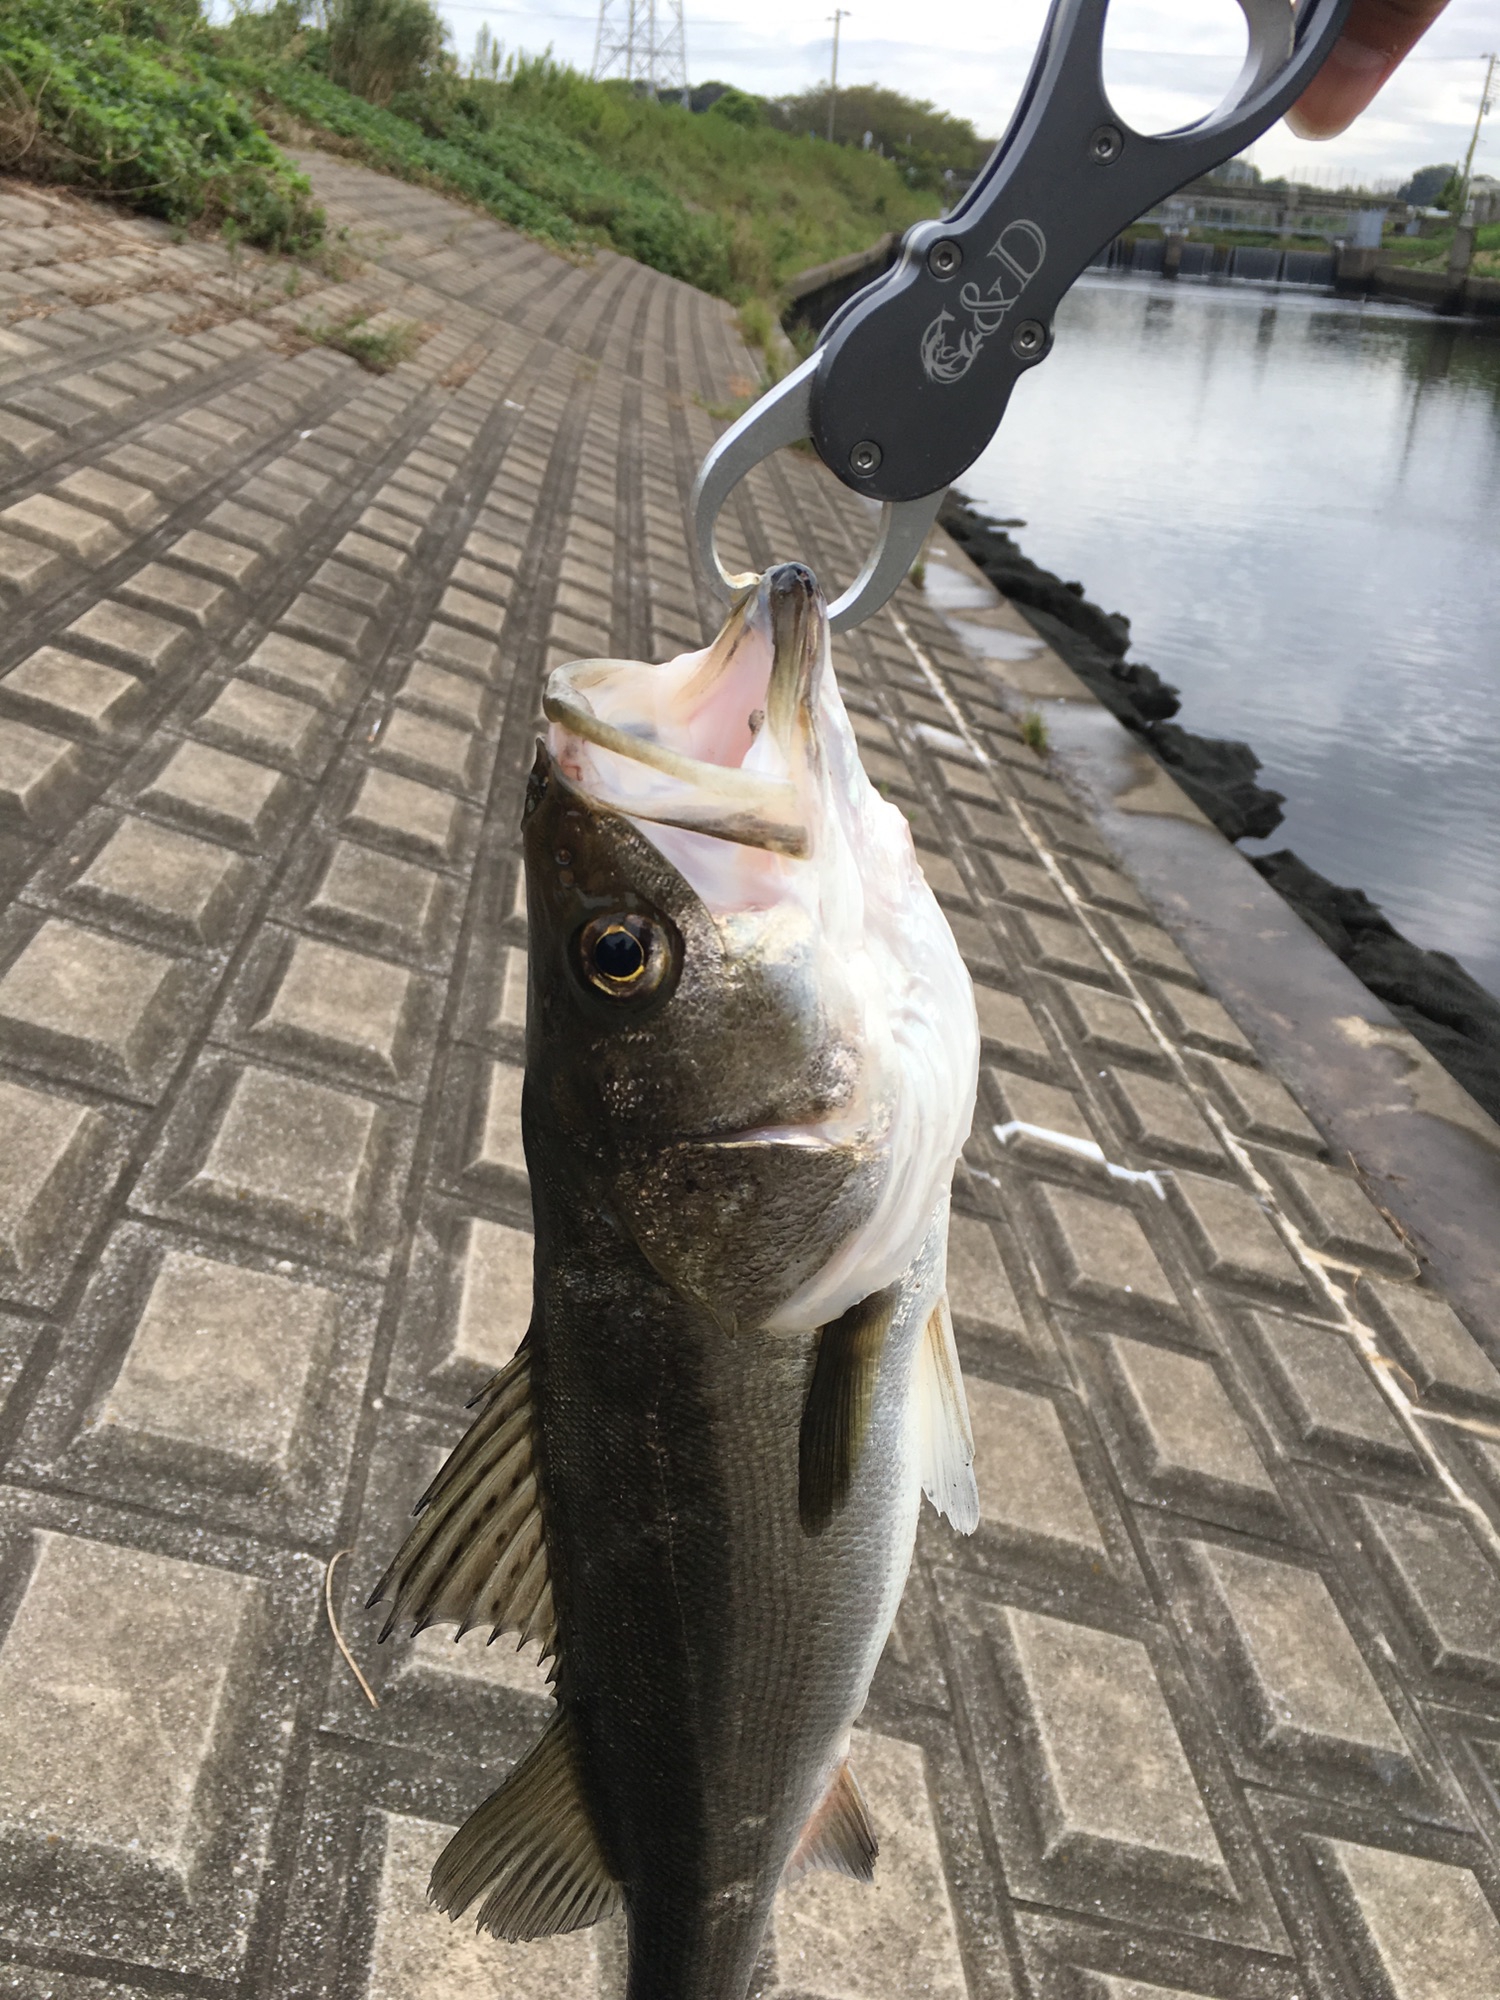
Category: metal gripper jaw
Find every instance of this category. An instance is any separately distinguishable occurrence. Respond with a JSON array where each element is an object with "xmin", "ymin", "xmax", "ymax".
[{"xmin": 689, "ymin": 0, "xmax": 1352, "ymax": 632}]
